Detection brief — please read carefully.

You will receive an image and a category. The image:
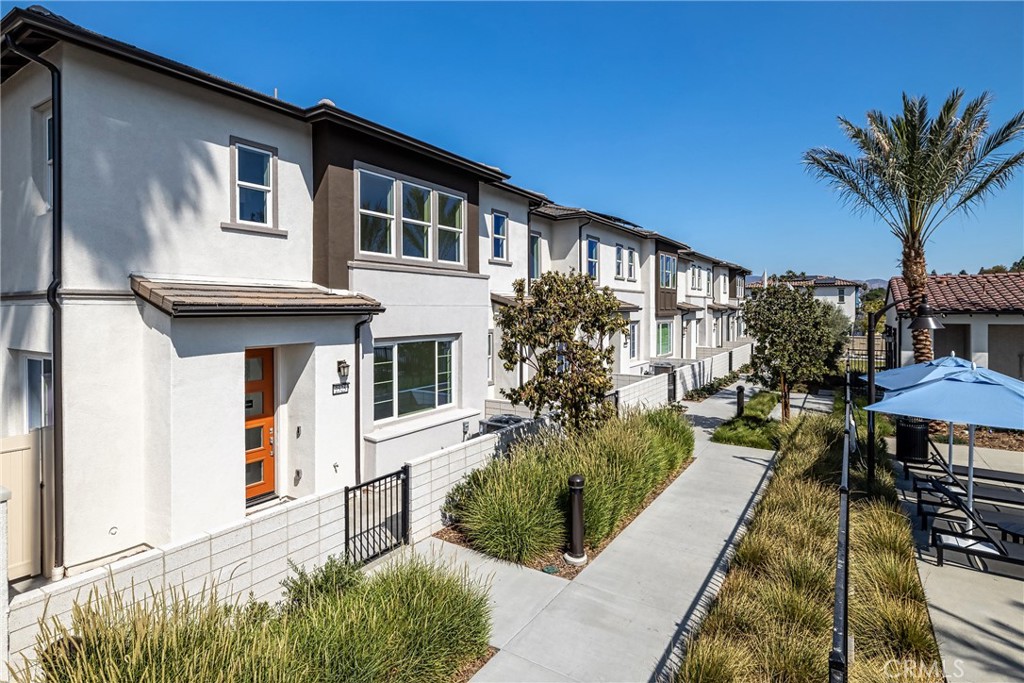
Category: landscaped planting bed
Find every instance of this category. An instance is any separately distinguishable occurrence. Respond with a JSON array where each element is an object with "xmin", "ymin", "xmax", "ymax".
[
  {"xmin": 678, "ymin": 414, "xmax": 941, "ymax": 683},
  {"xmin": 14, "ymin": 556, "xmax": 490, "ymax": 683},
  {"xmin": 442, "ymin": 408, "xmax": 695, "ymax": 568},
  {"xmin": 710, "ymin": 391, "xmax": 780, "ymax": 450}
]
